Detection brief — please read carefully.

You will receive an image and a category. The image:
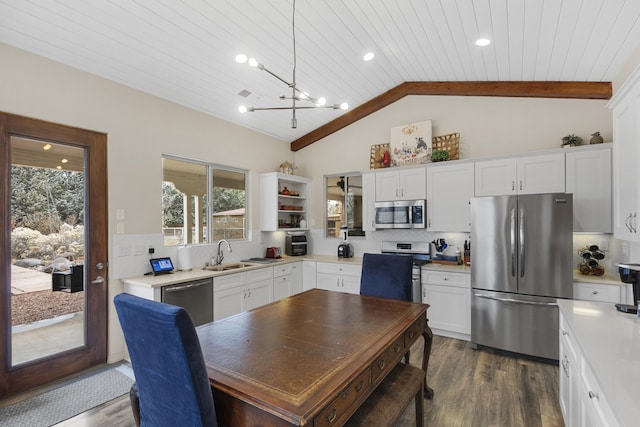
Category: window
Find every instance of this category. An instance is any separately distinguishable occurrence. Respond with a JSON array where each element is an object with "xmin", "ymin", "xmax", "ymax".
[
  {"xmin": 325, "ymin": 174, "xmax": 364, "ymax": 238},
  {"xmin": 162, "ymin": 156, "xmax": 247, "ymax": 246}
]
